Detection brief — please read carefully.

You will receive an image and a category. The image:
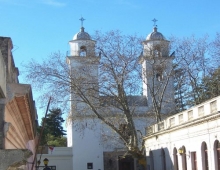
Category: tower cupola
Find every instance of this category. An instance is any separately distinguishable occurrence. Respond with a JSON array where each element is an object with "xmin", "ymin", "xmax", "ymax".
[
  {"xmin": 142, "ymin": 25, "xmax": 169, "ymax": 58},
  {"xmin": 73, "ymin": 27, "xmax": 91, "ymax": 40},
  {"xmin": 146, "ymin": 26, "xmax": 166, "ymax": 41},
  {"xmin": 69, "ymin": 17, "xmax": 95, "ymax": 57}
]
